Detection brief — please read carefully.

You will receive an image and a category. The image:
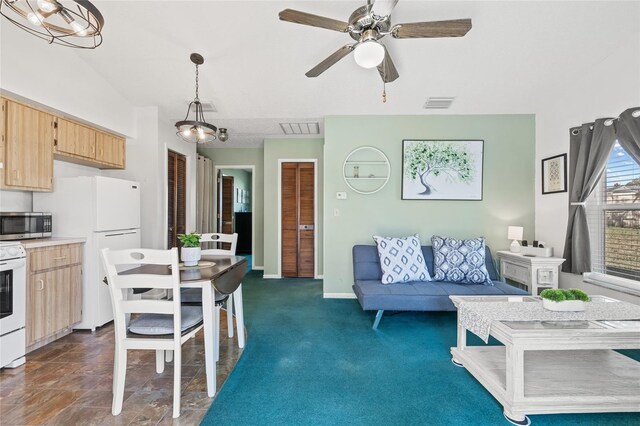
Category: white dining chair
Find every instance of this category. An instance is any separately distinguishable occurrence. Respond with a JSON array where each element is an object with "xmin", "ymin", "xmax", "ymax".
[
  {"xmin": 181, "ymin": 232, "xmax": 245, "ymax": 361},
  {"xmin": 101, "ymin": 247, "xmax": 203, "ymax": 419}
]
